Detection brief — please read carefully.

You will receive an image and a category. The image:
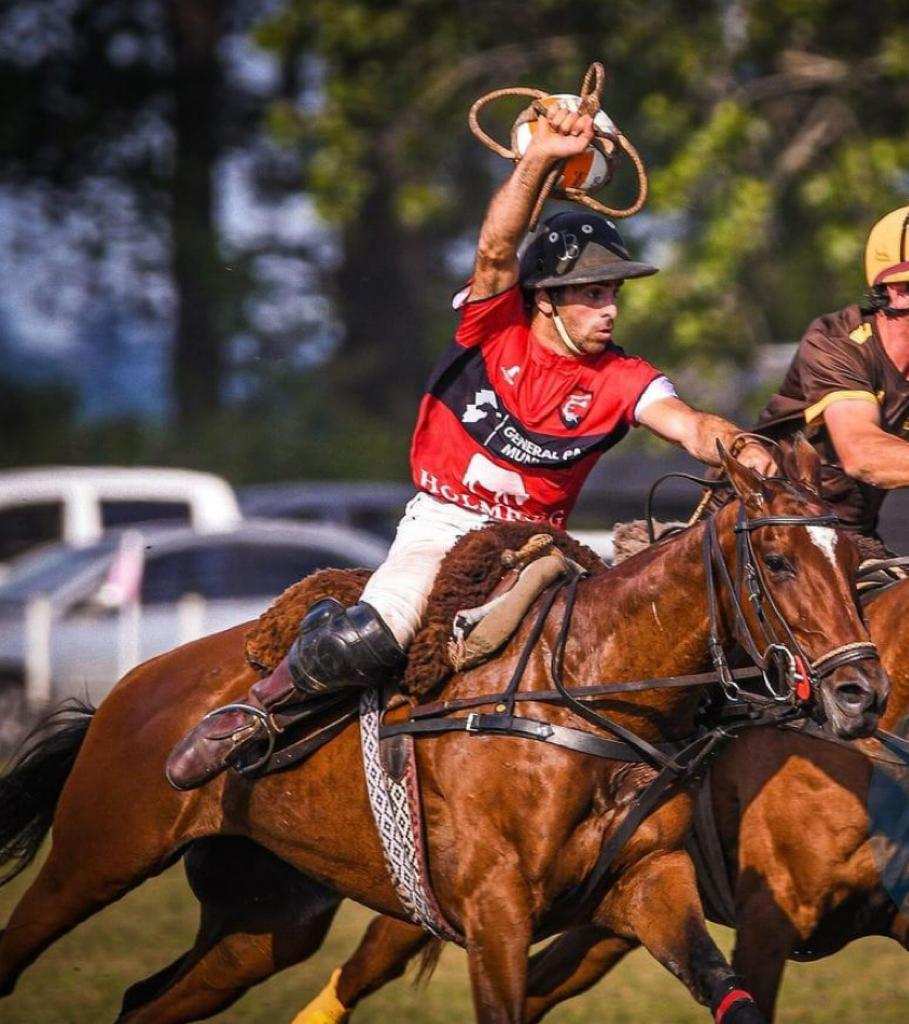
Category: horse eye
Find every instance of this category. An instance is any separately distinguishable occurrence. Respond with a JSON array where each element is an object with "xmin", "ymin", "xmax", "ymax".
[{"xmin": 763, "ymin": 553, "xmax": 793, "ymax": 574}]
